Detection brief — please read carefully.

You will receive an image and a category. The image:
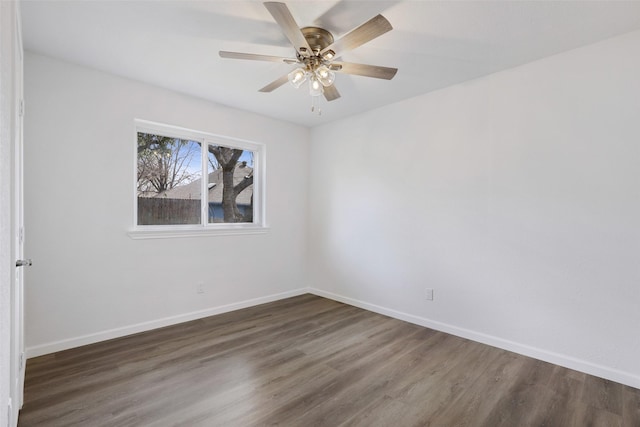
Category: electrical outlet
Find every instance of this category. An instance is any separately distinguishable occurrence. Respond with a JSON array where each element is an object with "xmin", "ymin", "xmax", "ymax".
[
  {"xmin": 197, "ymin": 283, "xmax": 205, "ymax": 294},
  {"xmin": 425, "ymin": 288, "xmax": 434, "ymax": 301}
]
